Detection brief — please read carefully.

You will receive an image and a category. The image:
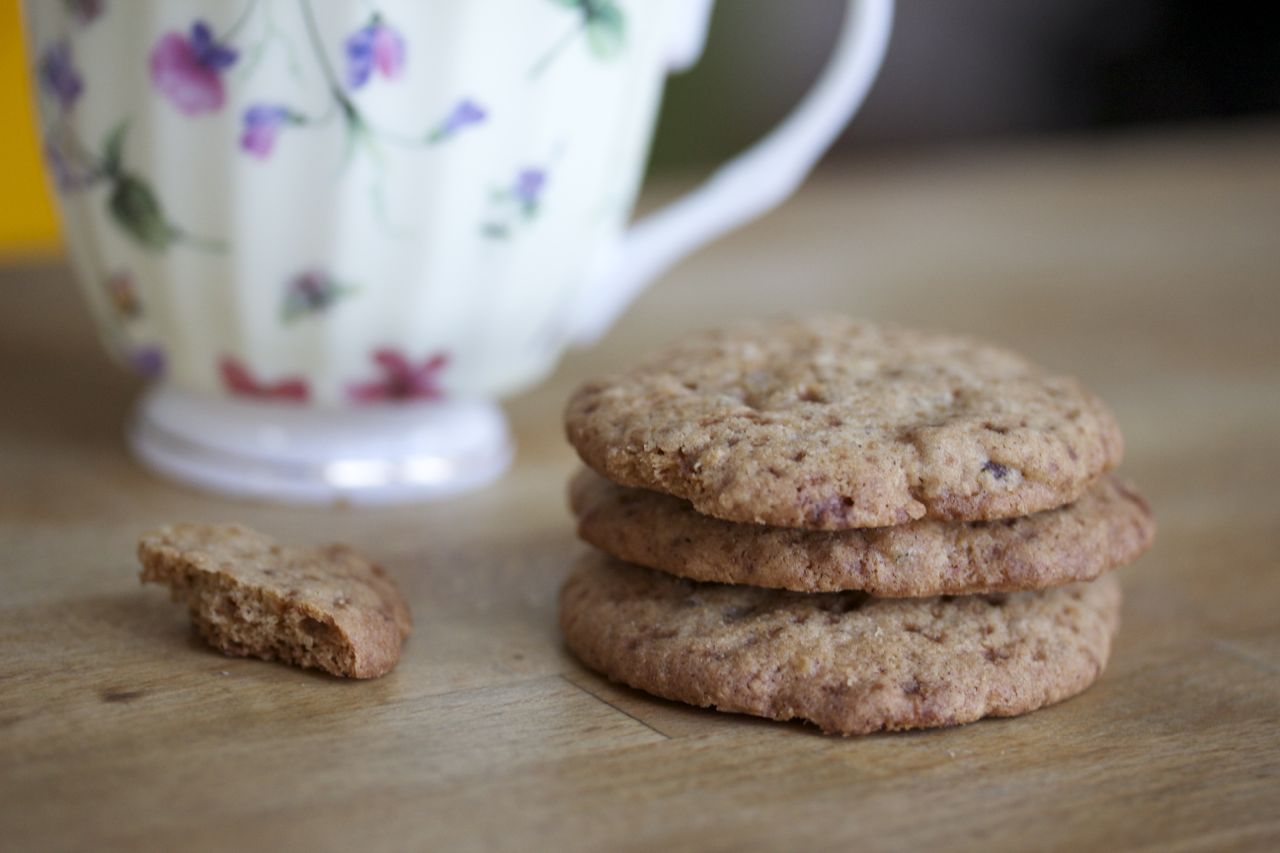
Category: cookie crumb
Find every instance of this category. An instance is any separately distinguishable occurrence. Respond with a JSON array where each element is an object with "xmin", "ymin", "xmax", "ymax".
[{"xmin": 139, "ymin": 523, "xmax": 411, "ymax": 679}]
